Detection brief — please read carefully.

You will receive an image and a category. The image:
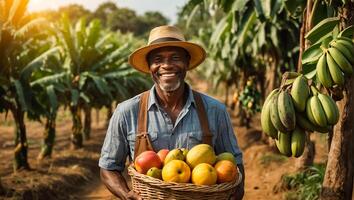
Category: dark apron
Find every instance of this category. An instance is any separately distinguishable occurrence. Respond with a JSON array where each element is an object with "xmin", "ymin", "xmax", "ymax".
[{"xmin": 133, "ymin": 90, "xmax": 212, "ymax": 160}]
